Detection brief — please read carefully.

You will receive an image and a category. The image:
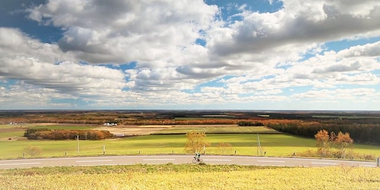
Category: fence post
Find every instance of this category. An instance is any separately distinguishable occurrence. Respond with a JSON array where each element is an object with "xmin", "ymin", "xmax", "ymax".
[{"xmin": 377, "ymin": 158, "xmax": 380, "ymax": 167}]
